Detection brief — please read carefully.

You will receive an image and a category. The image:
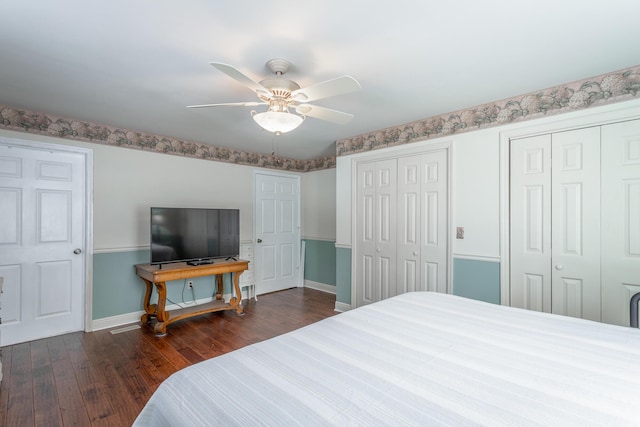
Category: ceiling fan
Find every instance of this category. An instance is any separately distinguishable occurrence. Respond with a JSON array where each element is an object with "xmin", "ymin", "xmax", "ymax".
[{"xmin": 187, "ymin": 59, "xmax": 361, "ymax": 134}]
